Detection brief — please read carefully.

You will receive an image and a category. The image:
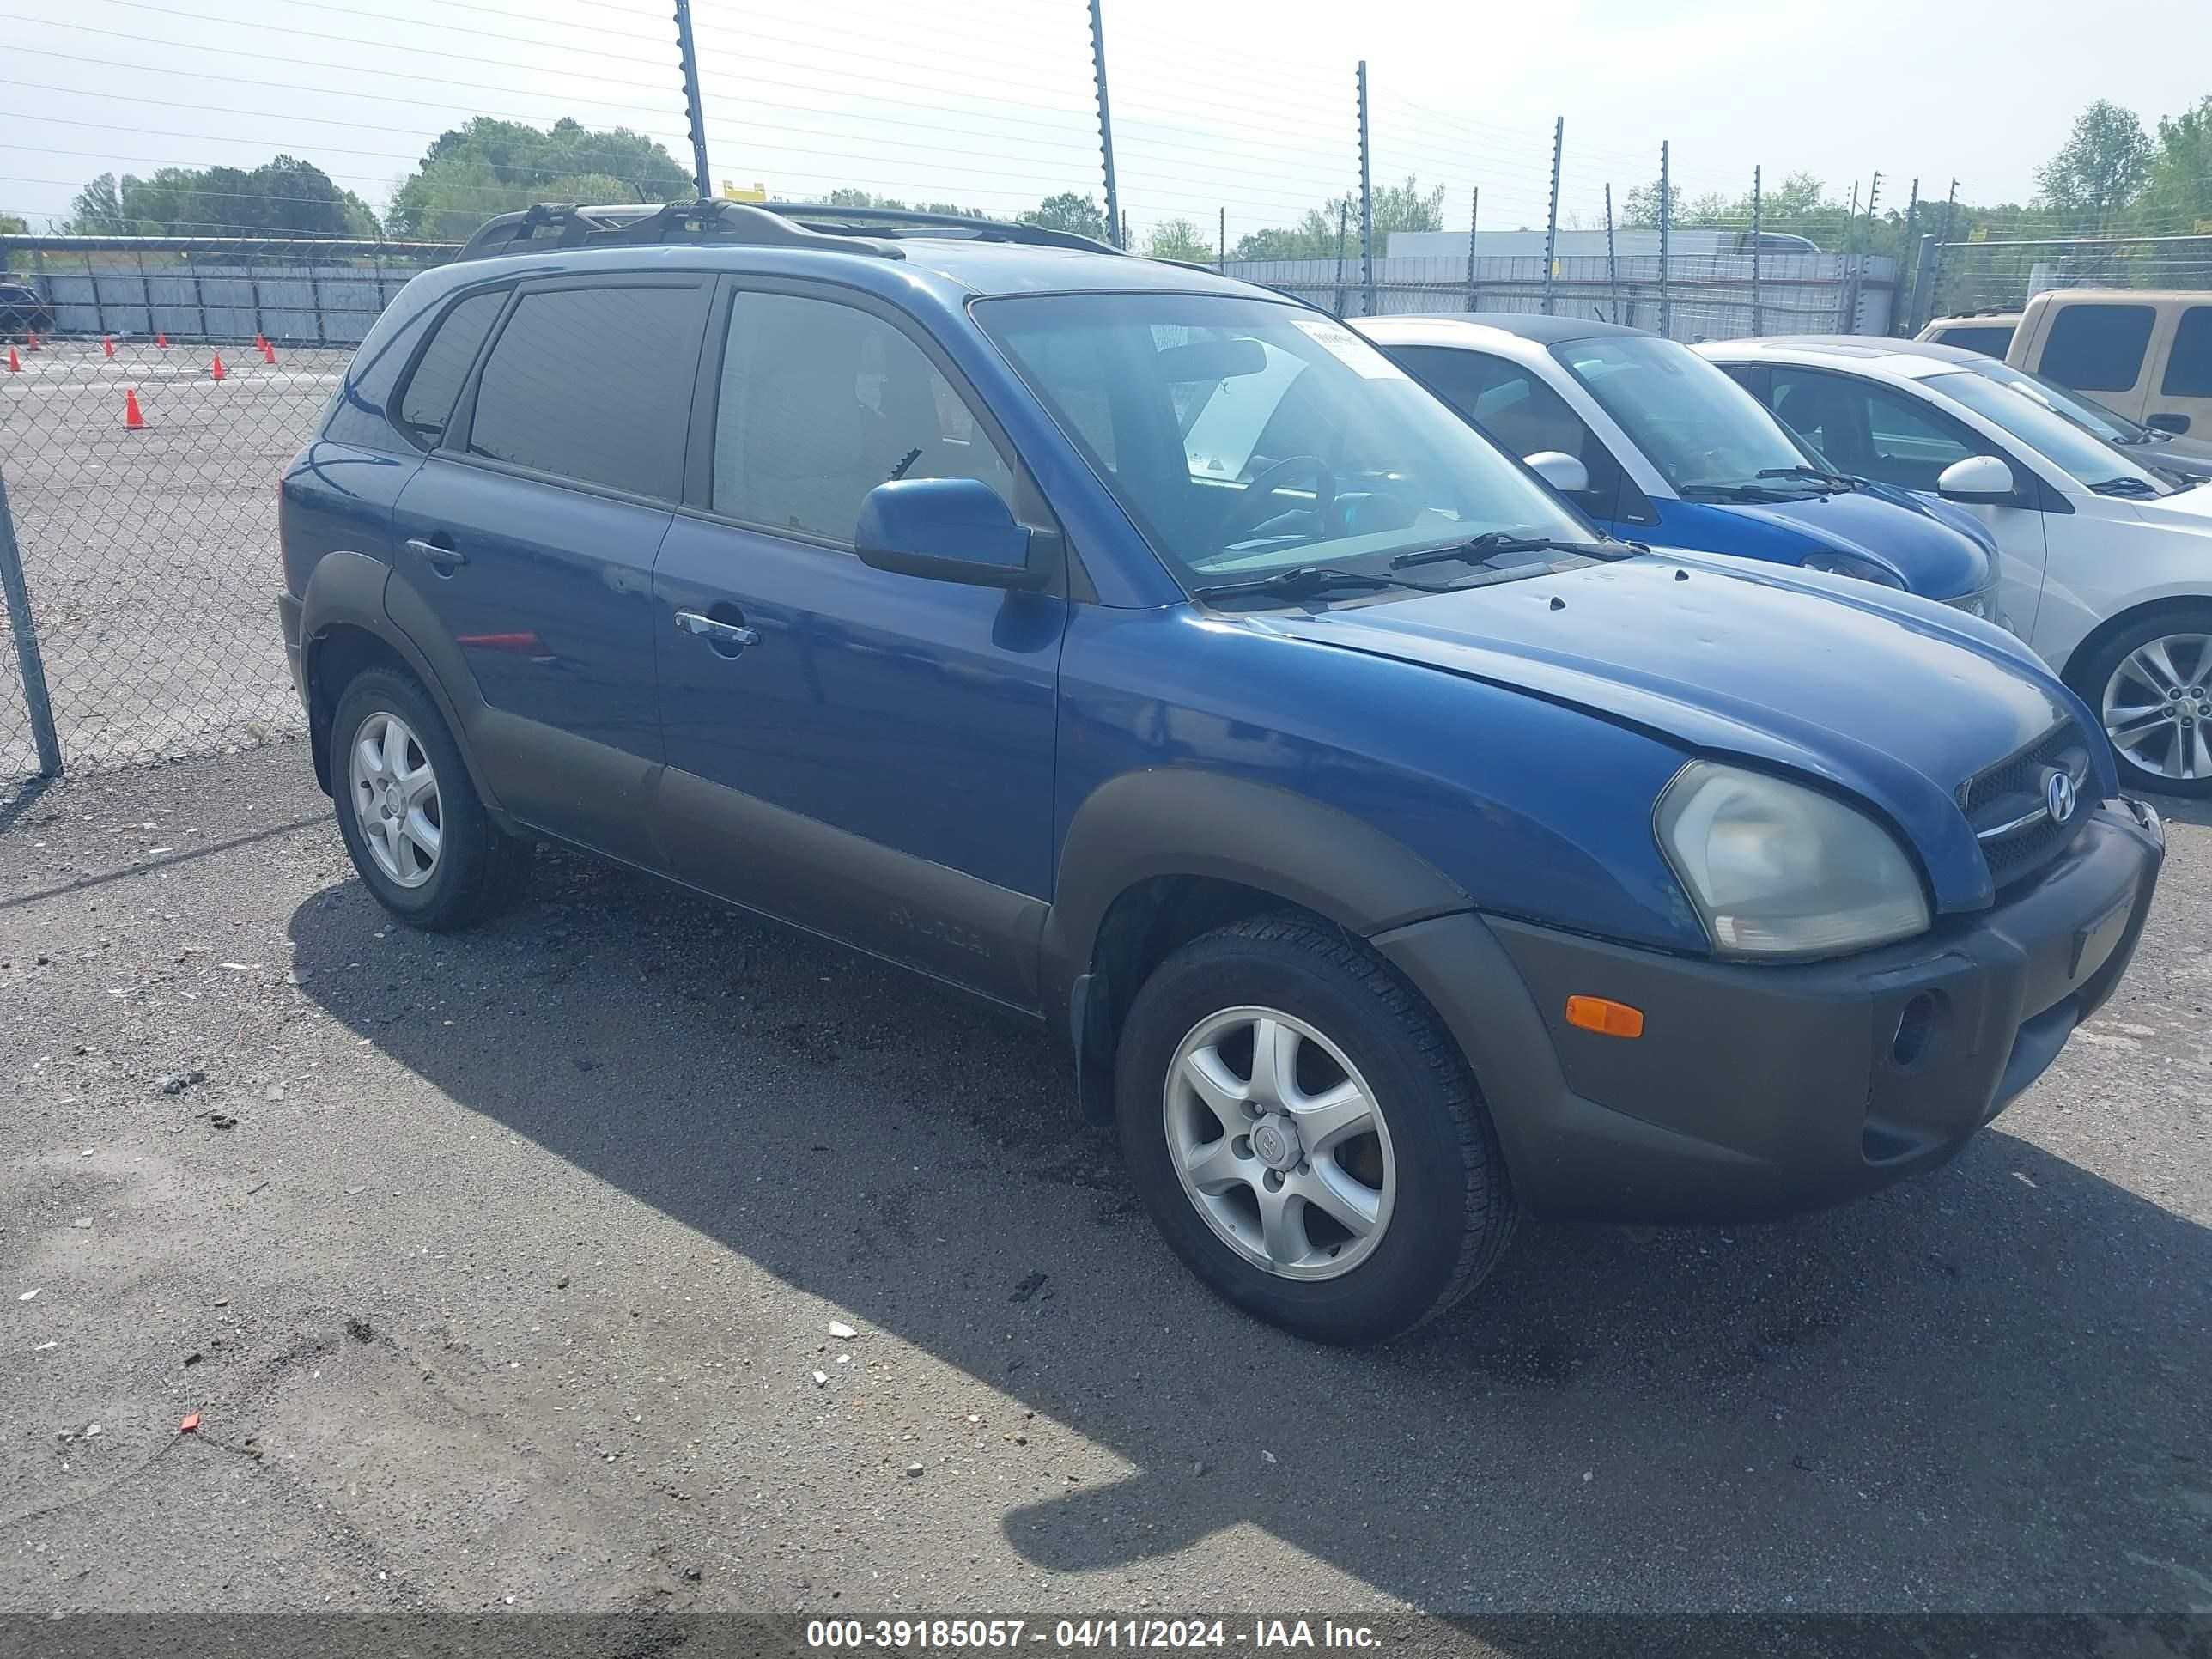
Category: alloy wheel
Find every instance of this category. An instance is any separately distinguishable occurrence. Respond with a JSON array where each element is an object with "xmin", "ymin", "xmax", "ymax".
[
  {"xmin": 2102, "ymin": 633, "xmax": 2212, "ymax": 781},
  {"xmin": 348, "ymin": 709, "xmax": 443, "ymax": 888}
]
